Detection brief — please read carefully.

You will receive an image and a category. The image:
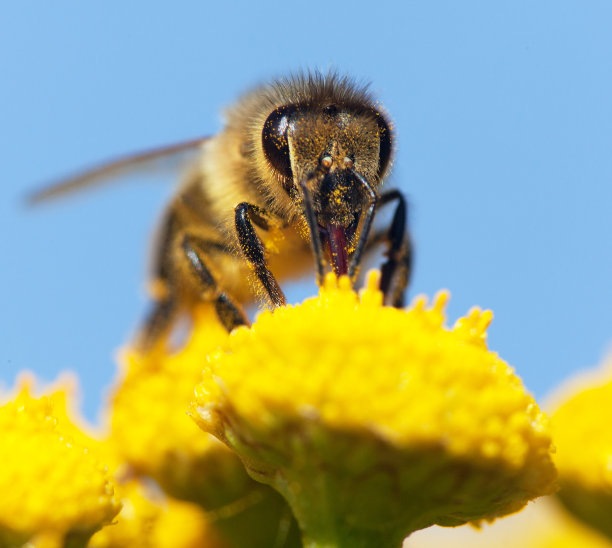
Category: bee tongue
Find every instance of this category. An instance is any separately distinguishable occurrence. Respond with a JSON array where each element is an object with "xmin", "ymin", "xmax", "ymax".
[{"xmin": 326, "ymin": 224, "xmax": 349, "ymax": 276}]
